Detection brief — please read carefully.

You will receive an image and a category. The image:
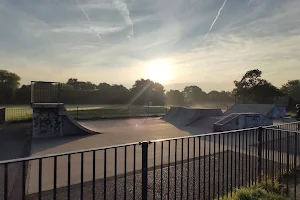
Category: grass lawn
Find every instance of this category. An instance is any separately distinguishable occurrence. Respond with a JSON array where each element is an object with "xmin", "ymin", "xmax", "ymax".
[{"xmin": 4, "ymin": 105, "xmax": 168, "ymax": 122}]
